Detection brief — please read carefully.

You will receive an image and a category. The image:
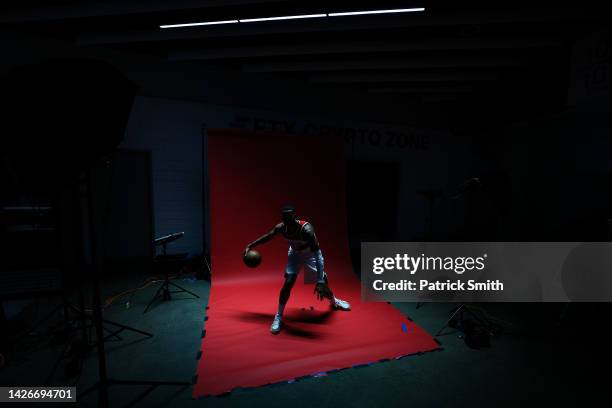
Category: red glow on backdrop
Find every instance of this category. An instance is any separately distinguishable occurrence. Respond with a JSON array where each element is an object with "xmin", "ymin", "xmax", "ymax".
[{"xmin": 193, "ymin": 129, "xmax": 439, "ymax": 397}]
